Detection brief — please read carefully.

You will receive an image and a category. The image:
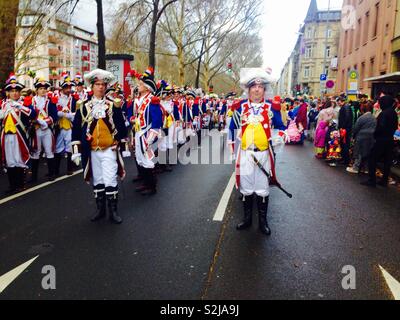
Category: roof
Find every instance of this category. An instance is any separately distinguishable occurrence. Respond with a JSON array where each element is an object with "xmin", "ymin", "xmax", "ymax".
[{"xmin": 365, "ymin": 72, "xmax": 400, "ymax": 82}]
